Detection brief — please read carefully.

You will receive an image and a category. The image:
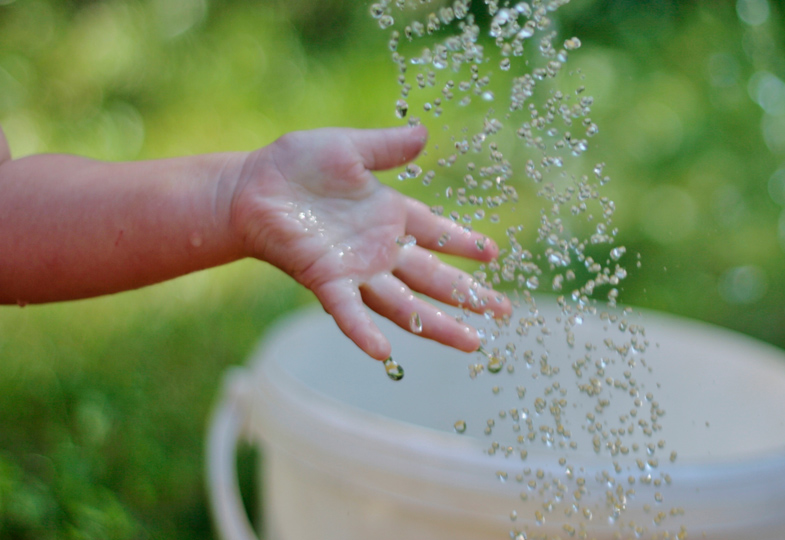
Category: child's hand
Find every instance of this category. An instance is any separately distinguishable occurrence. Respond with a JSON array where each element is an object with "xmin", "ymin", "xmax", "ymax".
[{"xmin": 231, "ymin": 125, "xmax": 511, "ymax": 360}]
